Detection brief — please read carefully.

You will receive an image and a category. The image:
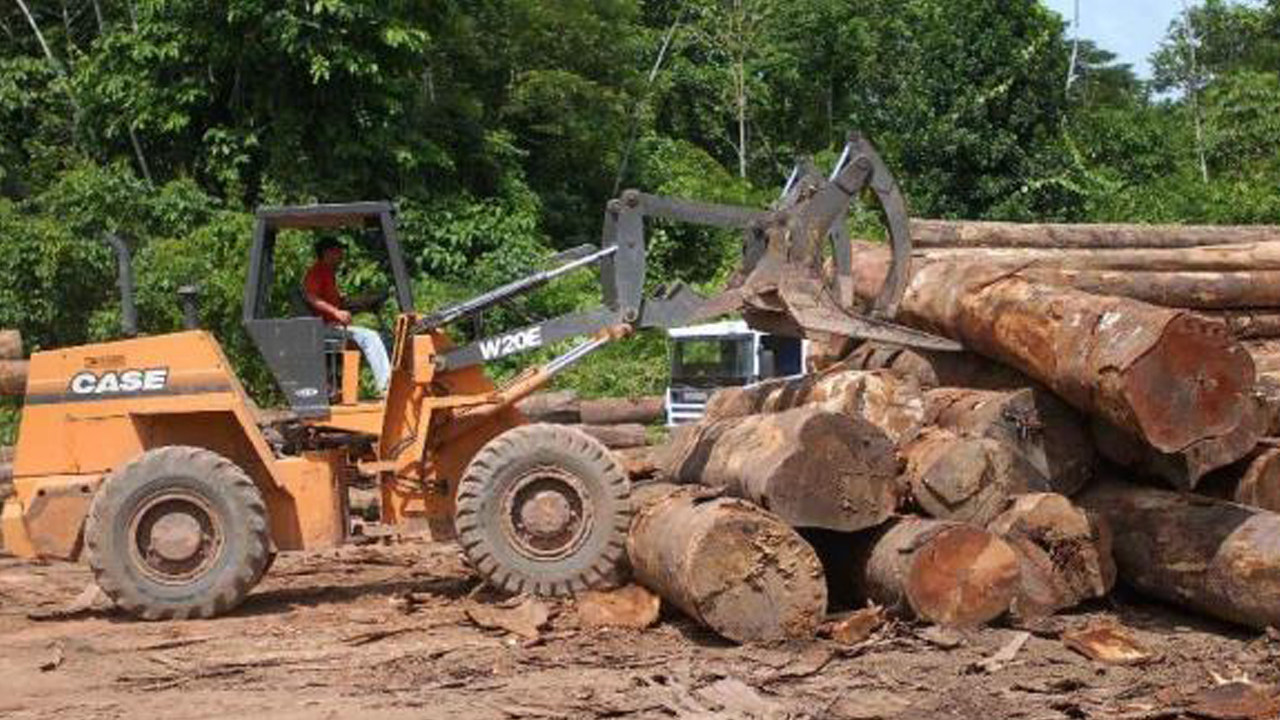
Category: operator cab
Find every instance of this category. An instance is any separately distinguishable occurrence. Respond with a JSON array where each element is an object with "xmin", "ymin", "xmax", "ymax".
[
  {"xmin": 242, "ymin": 202, "xmax": 414, "ymax": 418},
  {"xmin": 664, "ymin": 320, "xmax": 806, "ymax": 425}
]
